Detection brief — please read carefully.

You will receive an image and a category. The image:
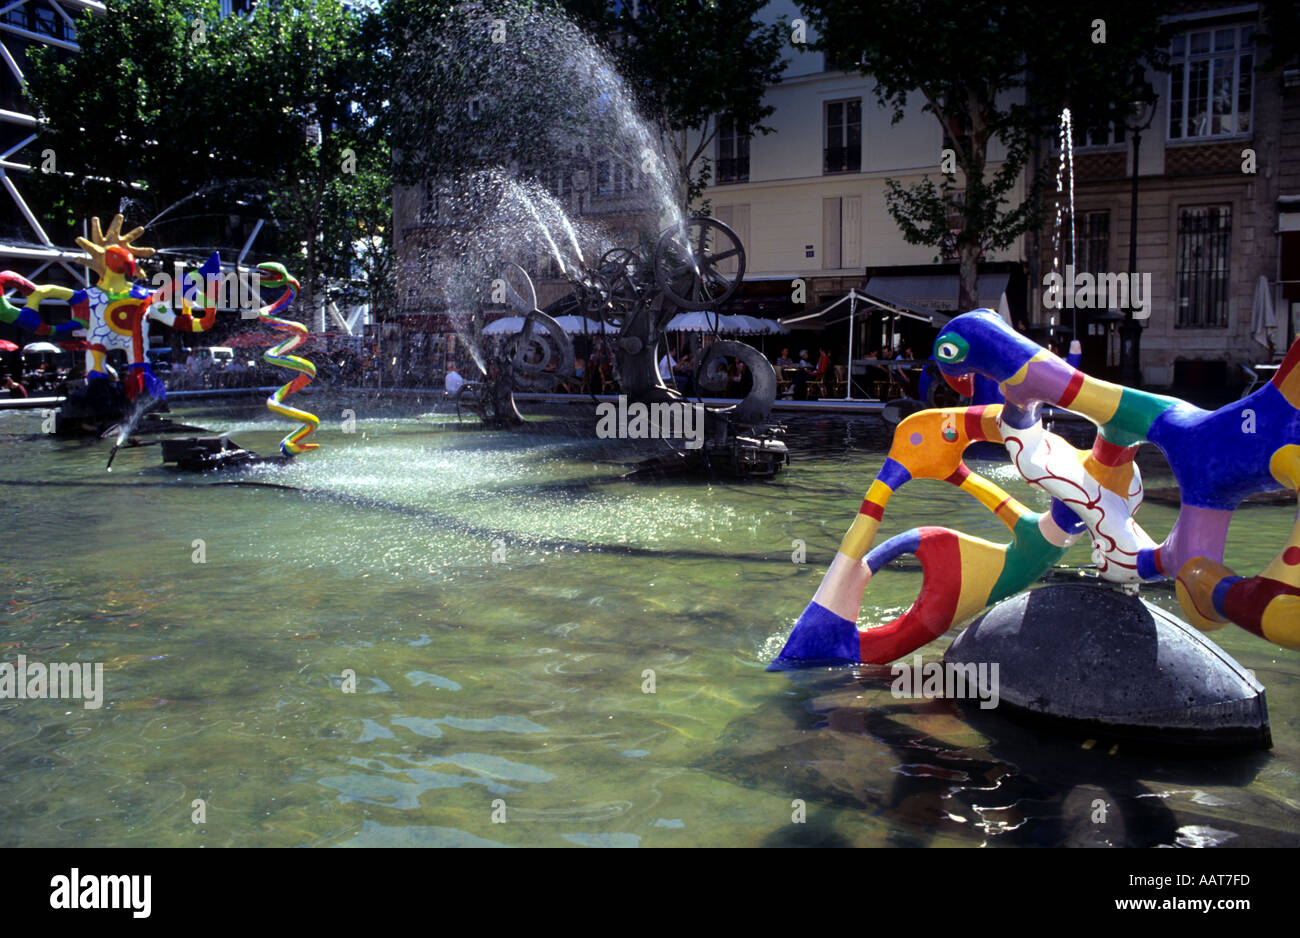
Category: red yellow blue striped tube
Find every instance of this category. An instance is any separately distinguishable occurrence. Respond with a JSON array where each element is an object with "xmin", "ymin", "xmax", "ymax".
[{"xmin": 255, "ymin": 263, "xmax": 319, "ymax": 457}]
